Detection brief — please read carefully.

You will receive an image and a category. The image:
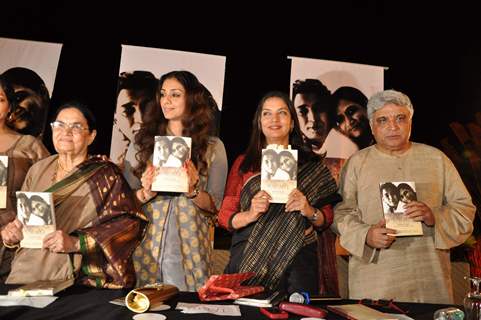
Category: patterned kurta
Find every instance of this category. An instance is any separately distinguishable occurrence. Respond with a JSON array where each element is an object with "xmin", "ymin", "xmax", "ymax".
[
  {"xmin": 332, "ymin": 143, "xmax": 475, "ymax": 303},
  {"xmin": 133, "ymin": 137, "xmax": 227, "ymax": 291}
]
